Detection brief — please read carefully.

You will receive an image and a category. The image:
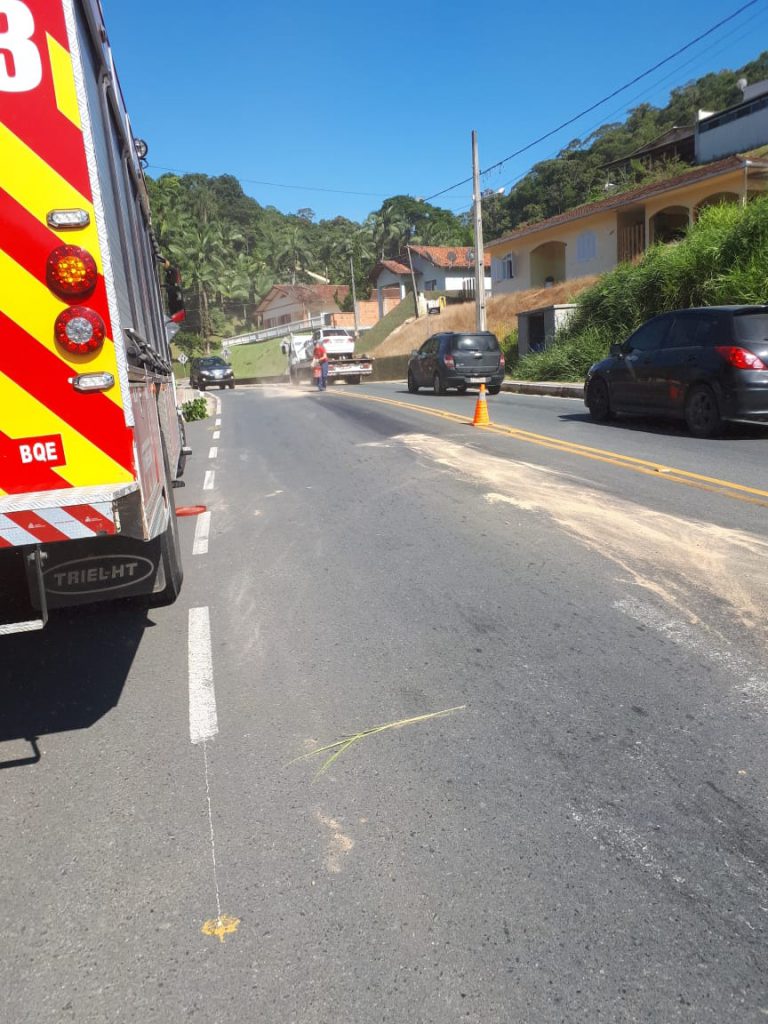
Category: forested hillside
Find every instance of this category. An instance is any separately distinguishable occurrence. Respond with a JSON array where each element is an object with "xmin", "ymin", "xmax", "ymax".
[
  {"xmin": 147, "ymin": 50, "xmax": 768, "ymax": 350},
  {"xmin": 146, "ymin": 176, "xmax": 470, "ymax": 348}
]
